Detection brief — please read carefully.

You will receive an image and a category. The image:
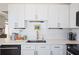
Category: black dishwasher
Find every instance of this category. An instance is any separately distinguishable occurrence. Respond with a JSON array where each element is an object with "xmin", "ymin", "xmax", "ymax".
[{"xmin": 0, "ymin": 45, "xmax": 21, "ymax": 55}]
